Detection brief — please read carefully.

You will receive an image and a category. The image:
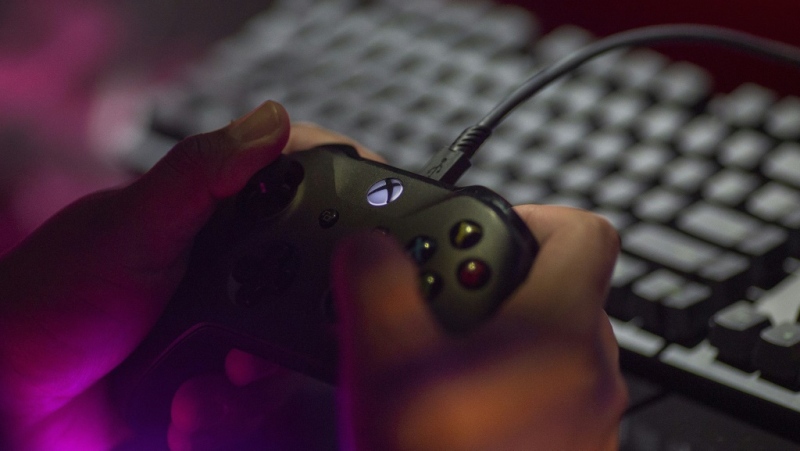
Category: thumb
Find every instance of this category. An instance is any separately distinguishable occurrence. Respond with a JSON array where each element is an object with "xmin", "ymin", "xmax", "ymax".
[
  {"xmin": 332, "ymin": 233, "xmax": 443, "ymax": 451},
  {"xmin": 332, "ymin": 233, "xmax": 442, "ymax": 375},
  {"xmin": 120, "ymin": 100, "xmax": 291, "ymax": 264}
]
